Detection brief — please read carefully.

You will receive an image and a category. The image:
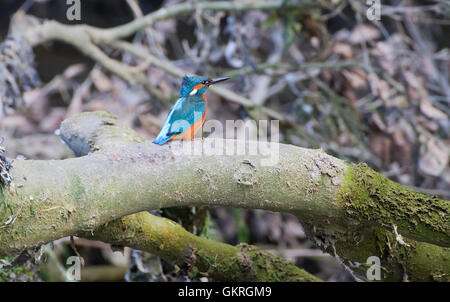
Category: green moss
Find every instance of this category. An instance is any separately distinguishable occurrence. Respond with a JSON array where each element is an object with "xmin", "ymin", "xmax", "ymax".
[
  {"xmin": 70, "ymin": 175, "xmax": 86, "ymax": 204},
  {"xmin": 319, "ymin": 224, "xmax": 450, "ymax": 281},
  {"xmin": 339, "ymin": 163, "xmax": 449, "ymax": 247},
  {"xmin": 238, "ymin": 244, "xmax": 321, "ymax": 282},
  {"xmin": 371, "ymin": 228, "xmax": 450, "ymax": 281},
  {"xmin": 95, "ymin": 212, "xmax": 321, "ymax": 282},
  {"xmin": 0, "ymin": 187, "xmax": 14, "ymax": 226},
  {"xmin": 188, "ymin": 242, "xmax": 321, "ymax": 282}
]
